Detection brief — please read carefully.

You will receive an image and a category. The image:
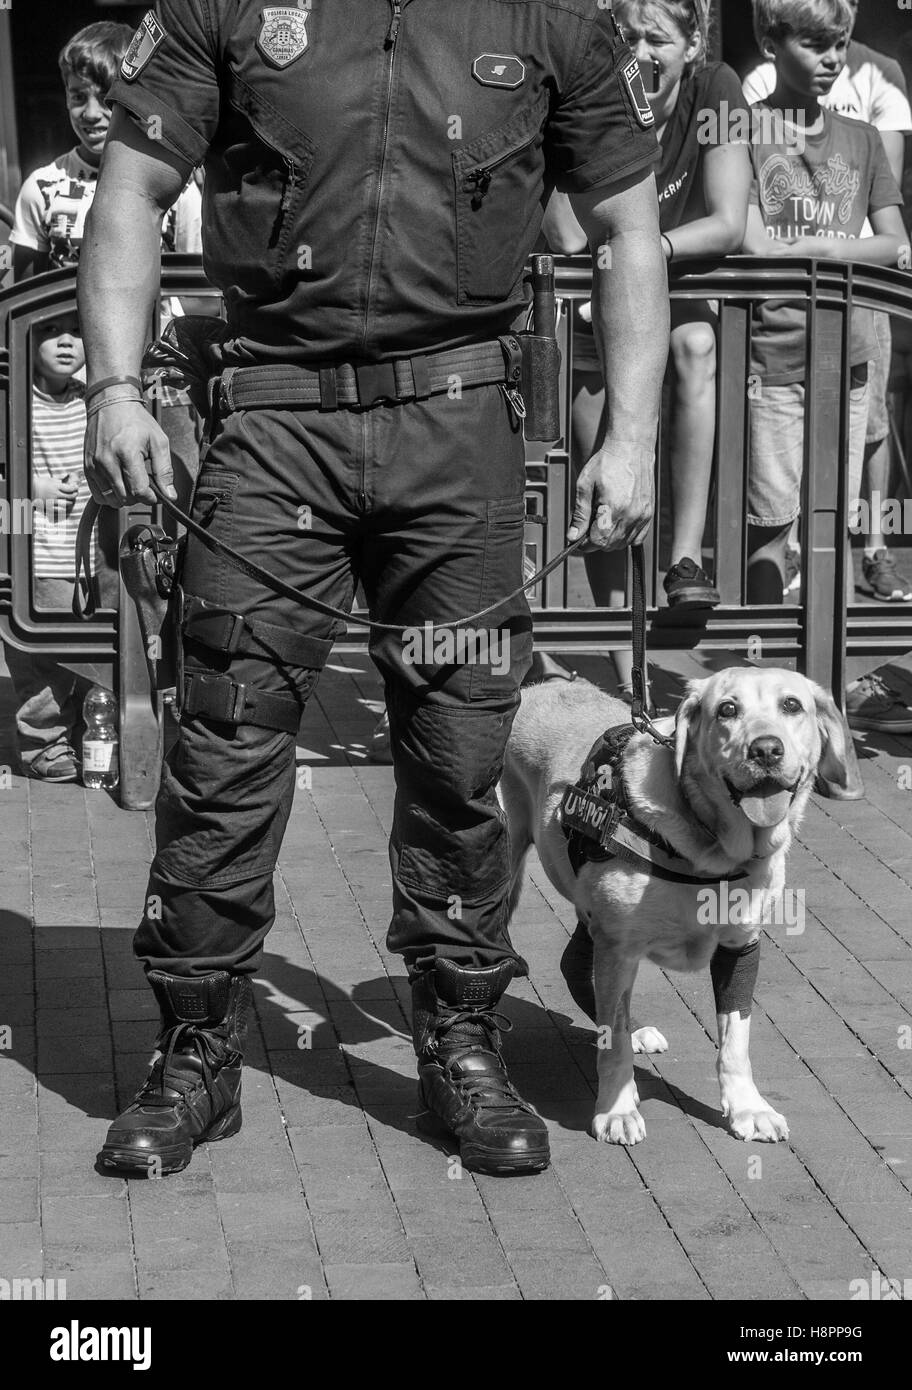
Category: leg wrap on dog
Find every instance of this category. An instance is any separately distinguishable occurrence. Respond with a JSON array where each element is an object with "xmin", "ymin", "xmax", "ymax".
[{"xmin": 710, "ymin": 939, "xmax": 760, "ymax": 1019}]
